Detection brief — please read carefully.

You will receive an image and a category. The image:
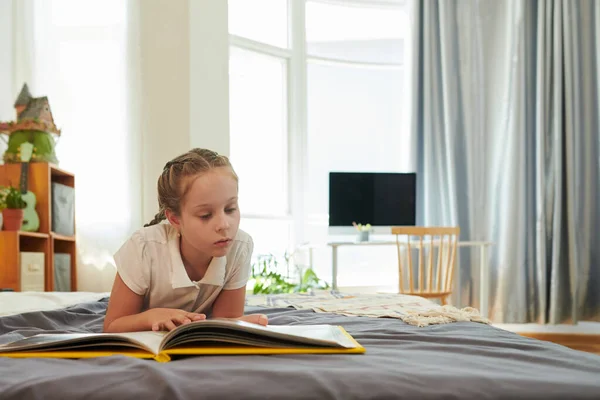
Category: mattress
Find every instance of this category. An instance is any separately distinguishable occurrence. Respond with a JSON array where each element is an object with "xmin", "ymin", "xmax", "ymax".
[
  {"xmin": 0, "ymin": 291, "xmax": 110, "ymax": 317},
  {"xmin": 0, "ymin": 296, "xmax": 599, "ymax": 399}
]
